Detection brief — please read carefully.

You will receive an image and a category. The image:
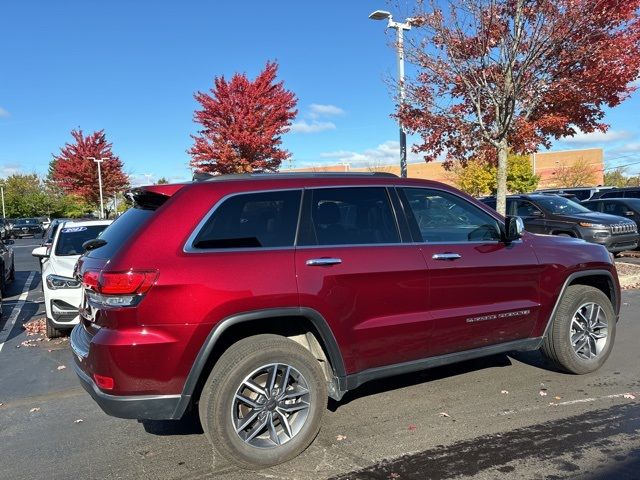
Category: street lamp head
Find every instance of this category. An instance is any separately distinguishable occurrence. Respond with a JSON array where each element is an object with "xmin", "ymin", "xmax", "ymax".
[{"xmin": 369, "ymin": 10, "xmax": 391, "ymax": 21}]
